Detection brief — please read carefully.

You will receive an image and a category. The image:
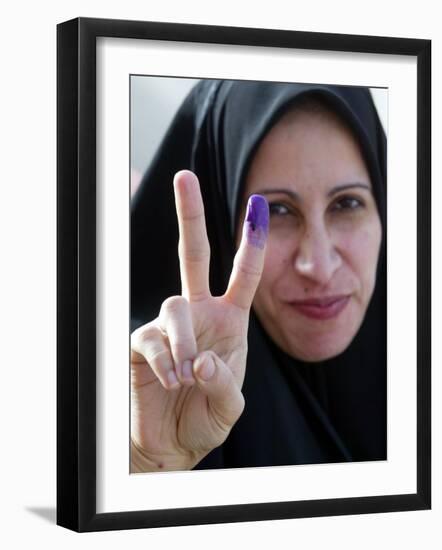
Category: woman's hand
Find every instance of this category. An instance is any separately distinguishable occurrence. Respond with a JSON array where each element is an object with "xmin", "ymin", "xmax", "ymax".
[{"xmin": 130, "ymin": 170, "xmax": 269, "ymax": 472}]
